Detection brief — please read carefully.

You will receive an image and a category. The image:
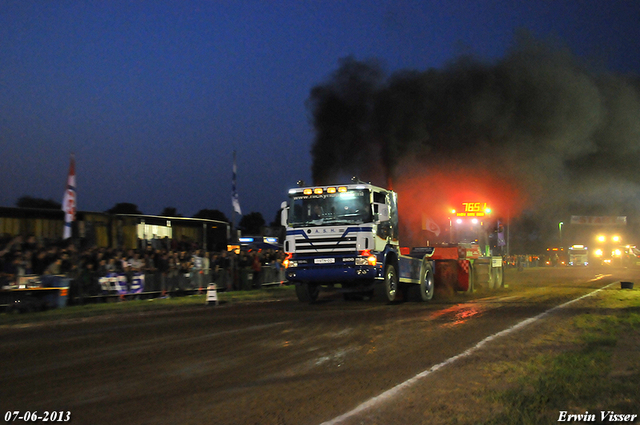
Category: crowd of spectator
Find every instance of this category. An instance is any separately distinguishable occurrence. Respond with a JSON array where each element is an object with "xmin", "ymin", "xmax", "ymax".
[{"xmin": 0, "ymin": 235, "xmax": 287, "ymax": 303}]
